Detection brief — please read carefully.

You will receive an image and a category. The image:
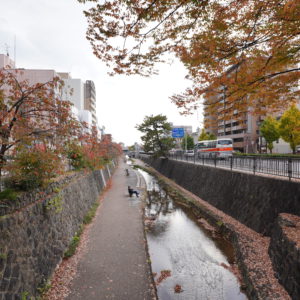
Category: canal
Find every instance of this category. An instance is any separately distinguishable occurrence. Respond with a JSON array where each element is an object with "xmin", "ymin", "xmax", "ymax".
[{"xmin": 138, "ymin": 169, "xmax": 247, "ymax": 300}]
